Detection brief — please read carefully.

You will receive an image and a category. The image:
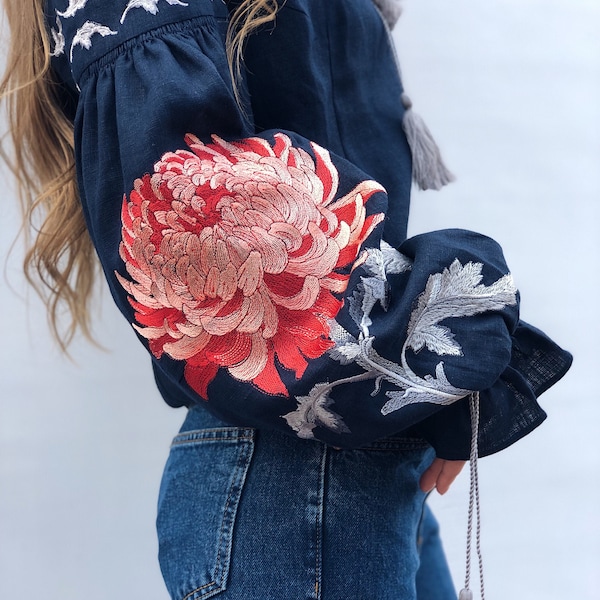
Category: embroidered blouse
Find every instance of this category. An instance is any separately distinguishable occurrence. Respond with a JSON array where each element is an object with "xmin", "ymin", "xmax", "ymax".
[{"xmin": 45, "ymin": 0, "xmax": 571, "ymax": 459}]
